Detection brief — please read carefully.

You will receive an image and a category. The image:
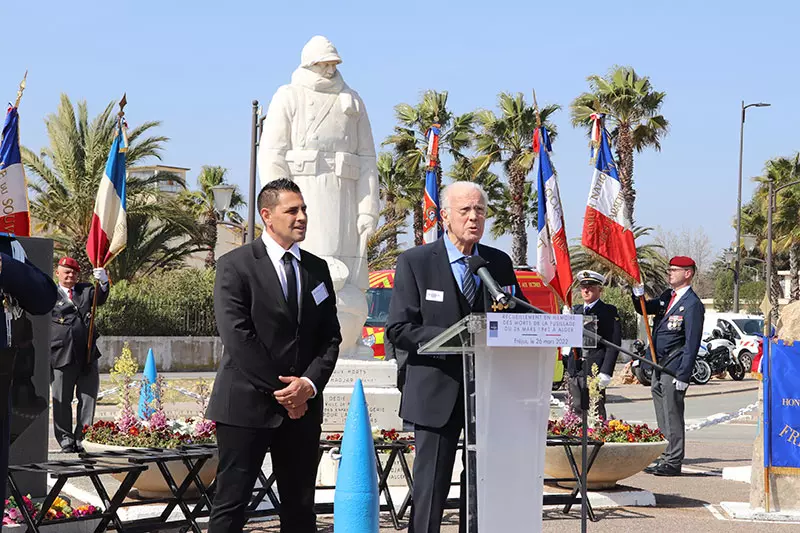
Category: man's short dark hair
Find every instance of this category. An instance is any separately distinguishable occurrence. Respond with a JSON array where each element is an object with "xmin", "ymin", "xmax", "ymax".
[{"xmin": 257, "ymin": 179, "xmax": 301, "ymax": 210}]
